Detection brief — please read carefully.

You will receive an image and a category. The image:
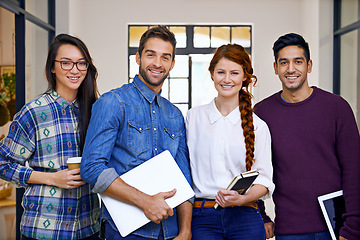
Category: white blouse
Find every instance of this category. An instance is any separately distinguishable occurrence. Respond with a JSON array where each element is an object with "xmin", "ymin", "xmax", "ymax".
[{"xmin": 185, "ymin": 99, "xmax": 274, "ymax": 200}]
